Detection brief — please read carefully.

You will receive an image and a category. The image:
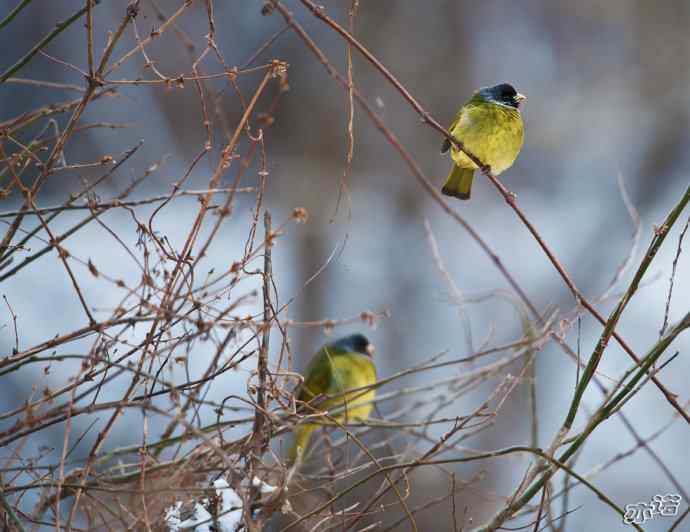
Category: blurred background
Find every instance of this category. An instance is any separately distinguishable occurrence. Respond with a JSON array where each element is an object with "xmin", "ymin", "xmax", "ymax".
[{"xmin": 1, "ymin": 1, "xmax": 689, "ymax": 530}]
